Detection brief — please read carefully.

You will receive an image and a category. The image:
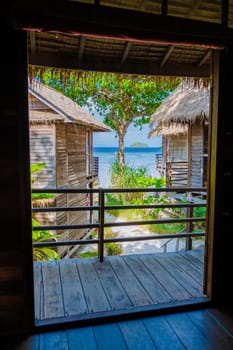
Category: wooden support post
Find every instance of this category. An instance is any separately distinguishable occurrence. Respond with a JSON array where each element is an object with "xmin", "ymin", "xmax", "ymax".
[
  {"xmin": 98, "ymin": 189, "xmax": 105, "ymax": 262},
  {"xmin": 185, "ymin": 205, "xmax": 193, "ymax": 250}
]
